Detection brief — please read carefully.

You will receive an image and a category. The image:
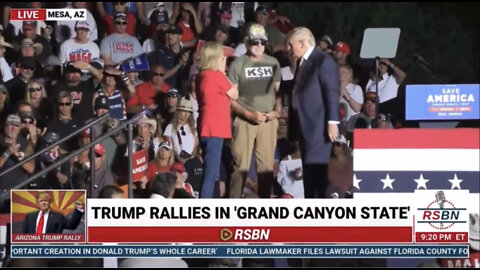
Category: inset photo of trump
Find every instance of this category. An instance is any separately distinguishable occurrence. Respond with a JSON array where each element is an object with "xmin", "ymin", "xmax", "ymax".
[{"xmin": 10, "ymin": 190, "xmax": 86, "ymax": 243}]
